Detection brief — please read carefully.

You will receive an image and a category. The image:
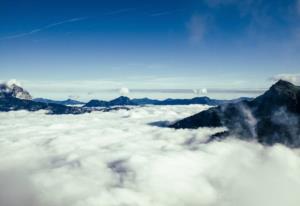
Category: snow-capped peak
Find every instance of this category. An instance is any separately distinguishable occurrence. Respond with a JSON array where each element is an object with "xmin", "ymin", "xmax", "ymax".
[
  {"xmin": 0, "ymin": 80, "xmax": 32, "ymax": 100},
  {"xmin": 6, "ymin": 79, "xmax": 22, "ymax": 89}
]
